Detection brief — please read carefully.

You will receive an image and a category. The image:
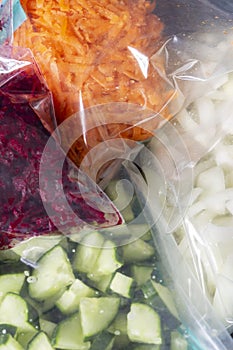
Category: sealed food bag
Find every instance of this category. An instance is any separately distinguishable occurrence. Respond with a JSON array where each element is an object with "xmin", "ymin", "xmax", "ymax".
[
  {"xmin": 115, "ymin": 3, "xmax": 233, "ymax": 348},
  {"xmin": 0, "ymin": 6, "xmax": 122, "ymax": 248},
  {"xmin": 13, "ymin": 0, "xmax": 179, "ymax": 180}
]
